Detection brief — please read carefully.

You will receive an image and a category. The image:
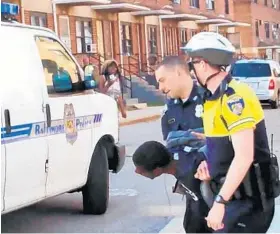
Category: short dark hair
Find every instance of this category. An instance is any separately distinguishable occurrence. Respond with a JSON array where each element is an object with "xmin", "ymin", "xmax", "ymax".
[
  {"xmin": 132, "ymin": 141, "xmax": 172, "ymax": 171},
  {"xmin": 156, "ymin": 56, "xmax": 189, "ymax": 73}
]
